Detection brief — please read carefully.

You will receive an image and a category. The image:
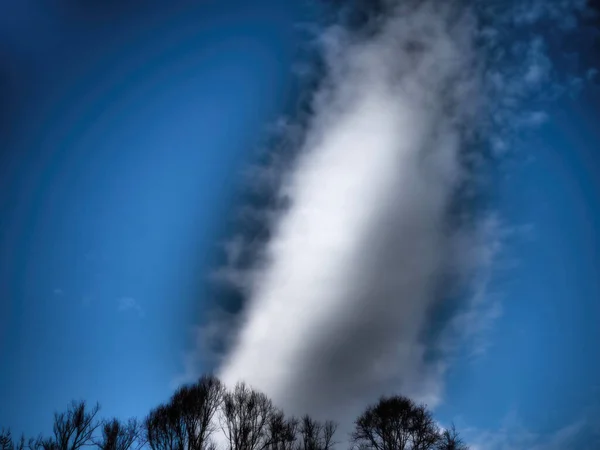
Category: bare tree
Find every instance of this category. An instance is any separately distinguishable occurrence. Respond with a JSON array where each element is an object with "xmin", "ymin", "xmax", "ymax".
[
  {"xmin": 408, "ymin": 405, "xmax": 440, "ymax": 450},
  {"xmin": 296, "ymin": 416, "xmax": 336, "ymax": 450},
  {"xmin": 435, "ymin": 425, "xmax": 467, "ymax": 450},
  {"xmin": 1, "ymin": 429, "xmax": 13, "ymax": 450},
  {"xmin": 265, "ymin": 410, "xmax": 297, "ymax": 450},
  {"xmin": 145, "ymin": 376, "xmax": 224, "ymax": 450},
  {"xmin": 219, "ymin": 382, "xmax": 274, "ymax": 450},
  {"xmin": 96, "ymin": 418, "xmax": 141, "ymax": 450},
  {"xmin": 351, "ymin": 396, "xmax": 445, "ymax": 450},
  {"xmin": 47, "ymin": 401, "xmax": 101, "ymax": 450},
  {"xmin": 145, "ymin": 404, "xmax": 180, "ymax": 450},
  {"xmin": 28, "ymin": 437, "xmax": 58, "ymax": 450},
  {"xmin": 0, "ymin": 429, "xmax": 24, "ymax": 450},
  {"xmin": 1, "ymin": 375, "xmax": 471, "ymax": 450},
  {"xmin": 171, "ymin": 375, "xmax": 224, "ymax": 450}
]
